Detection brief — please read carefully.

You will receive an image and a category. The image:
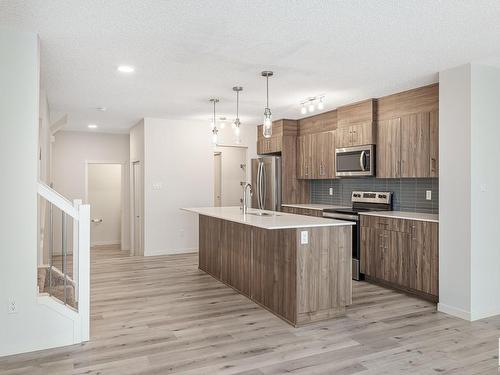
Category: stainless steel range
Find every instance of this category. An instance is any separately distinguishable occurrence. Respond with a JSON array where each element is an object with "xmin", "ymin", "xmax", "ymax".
[{"xmin": 322, "ymin": 191, "xmax": 392, "ymax": 280}]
